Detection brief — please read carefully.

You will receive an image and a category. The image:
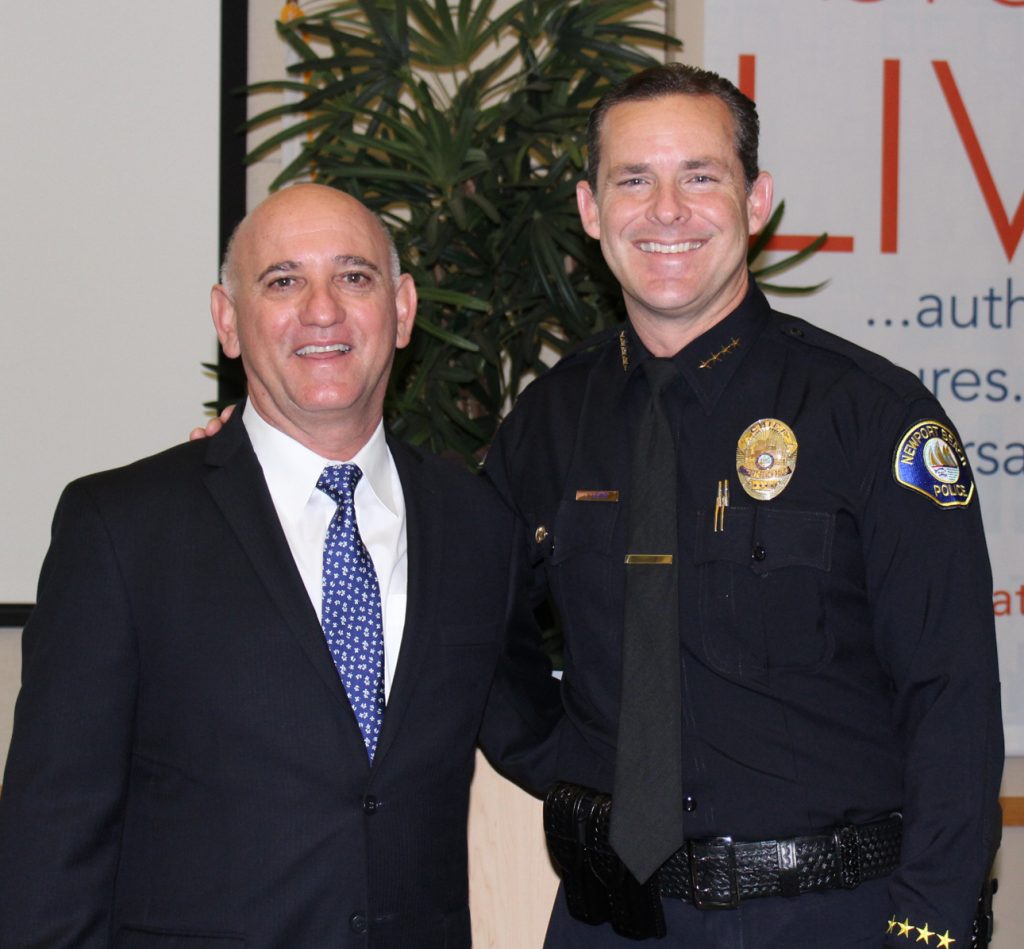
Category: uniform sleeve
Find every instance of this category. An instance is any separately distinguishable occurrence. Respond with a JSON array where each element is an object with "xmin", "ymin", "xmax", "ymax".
[
  {"xmin": 0, "ymin": 481, "xmax": 138, "ymax": 947},
  {"xmin": 477, "ymin": 428, "xmax": 565, "ymax": 797},
  {"xmin": 861, "ymin": 401, "xmax": 1003, "ymax": 948}
]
